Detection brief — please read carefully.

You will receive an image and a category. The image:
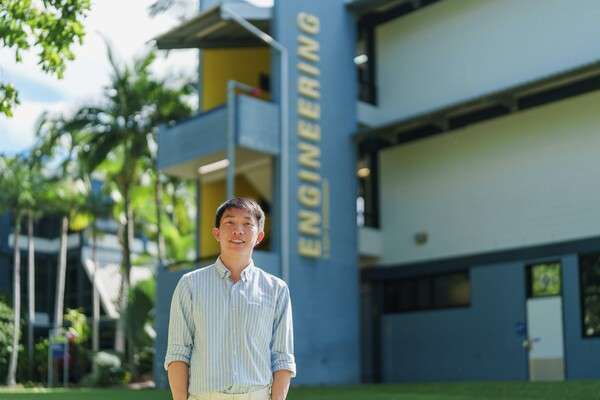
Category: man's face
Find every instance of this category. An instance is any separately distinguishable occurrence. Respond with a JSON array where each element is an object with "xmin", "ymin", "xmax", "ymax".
[{"xmin": 212, "ymin": 207, "xmax": 265, "ymax": 257}]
